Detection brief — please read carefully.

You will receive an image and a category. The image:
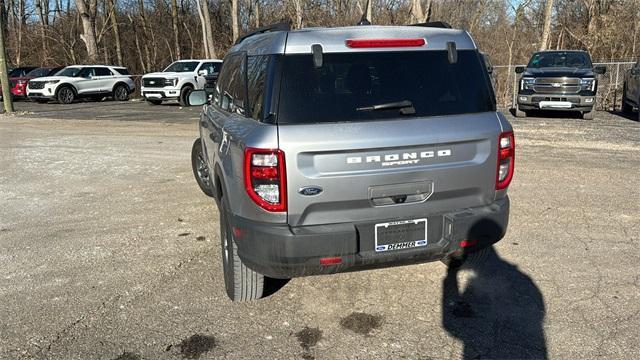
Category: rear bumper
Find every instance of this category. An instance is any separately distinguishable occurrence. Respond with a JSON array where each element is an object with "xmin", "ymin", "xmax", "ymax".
[
  {"xmin": 517, "ymin": 93, "xmax": 595, "ymax": 112},
  {"xmin": 232, "ymin": 197, "xmax": 510, "ymax": 279}
]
